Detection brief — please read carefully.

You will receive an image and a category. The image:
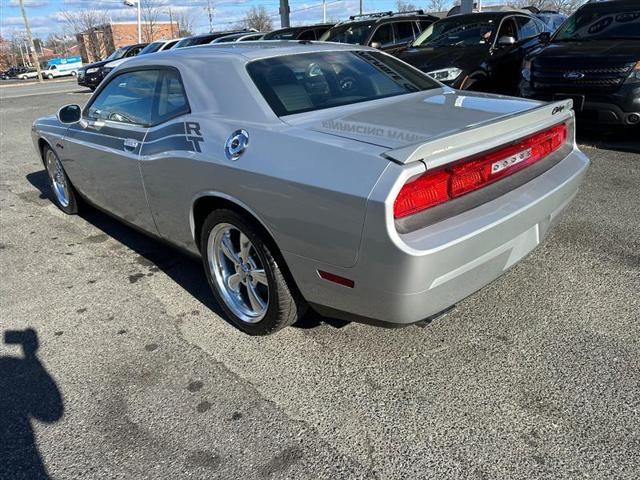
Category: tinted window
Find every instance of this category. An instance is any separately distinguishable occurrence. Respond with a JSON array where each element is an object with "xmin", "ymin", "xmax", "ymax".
[
  {"xmin": 153, "ymin": 70, "xmax": 189, "ymax": 124},
  {"xmin": 554, "ymin": 6, "xmax": 640, "ymax": 40},
  {"xmin": 125, "ymin": 46, "xmax": 144, "ymax": 57},
  {"xmin": 105, "ymin": 47, "xmax": 126, "ymax": 61},
  {"xmin": 139, "ymin": 42, "xmax": 164, "ymax": 55},
  {"xmin": 264, "ymin": 29, "xmax": 296, "ymax": 40},
  {"xmin": 298, "ymin": 29, "xmax": 317, "ymax": 40},
  {"xmin": 163, "ymin": 40, "xmax": 179, "ymax": 50},
  {"xmin": 320, "ymin": 23, "xmax": 374, "ymax": 44},
  {"xmin": 395, "ymin": 21, "xmax": 416, "ymax": 44},
  {"xmin": 414, "ymin": 17, "xmax": 498, "ymax": 46},
  {"xmin": 497, "ymin": 18, "xmax": 518, "ymax": 40},
  {"xmin": 87, "ymin": 70, "xmax": 158, "ymax": 126},
  {"xmin": 247, "ymin": 50, "xmax": 439, "ymax": 116},
  {"xmin": 371, "ymin": 24, "xmax": 394, "ymax": 47},
  {"xmin": 516, "ymin": 16, "xmax": 540, "ymax": 39}
]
